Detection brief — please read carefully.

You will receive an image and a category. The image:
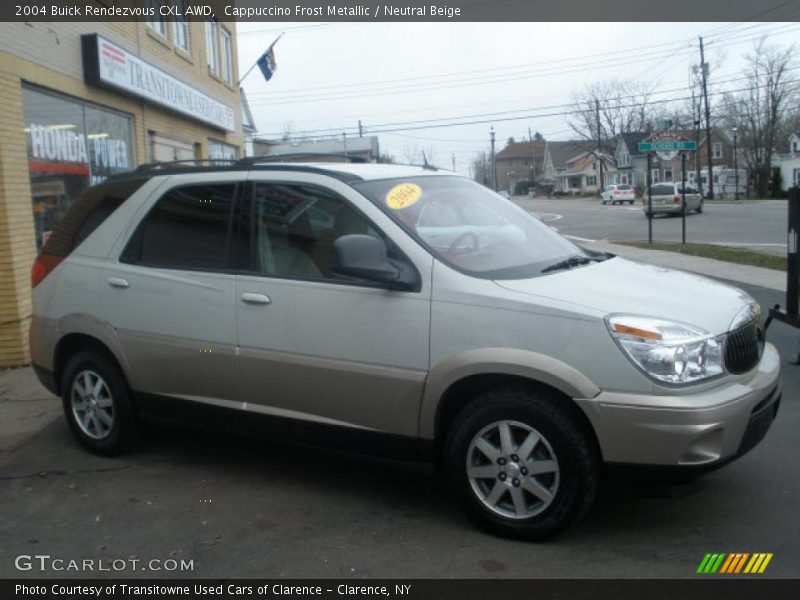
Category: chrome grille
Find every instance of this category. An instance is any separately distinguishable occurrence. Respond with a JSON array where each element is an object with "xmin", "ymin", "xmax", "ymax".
[{"xmin": 724, "ymin": 321, "xmax": 761, "ymax": 374}]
